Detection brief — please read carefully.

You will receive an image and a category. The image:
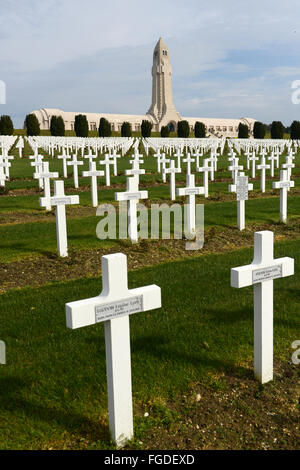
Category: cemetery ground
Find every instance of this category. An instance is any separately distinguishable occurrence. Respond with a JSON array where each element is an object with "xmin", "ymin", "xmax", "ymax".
[{"xmin": 0, "ymin": 138, "xmax": 299, "ymax": 450}]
